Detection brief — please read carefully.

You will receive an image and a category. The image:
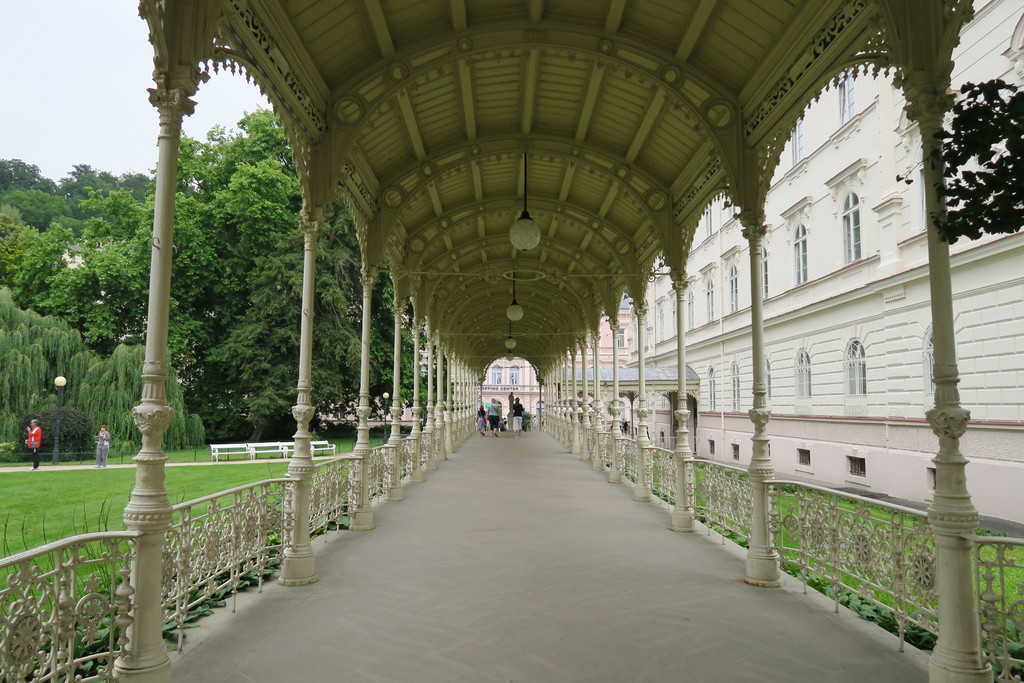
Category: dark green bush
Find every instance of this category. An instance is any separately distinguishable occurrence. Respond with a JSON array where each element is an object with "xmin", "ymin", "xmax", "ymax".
[{"xmin": 19, "ymin": 407, "xmax": 94, "ymax": 455}]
